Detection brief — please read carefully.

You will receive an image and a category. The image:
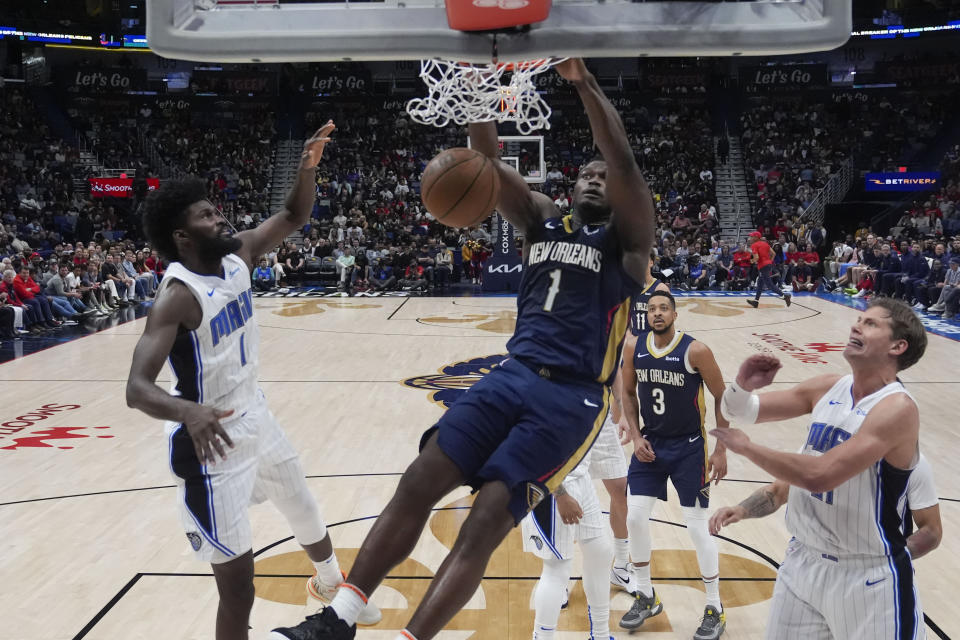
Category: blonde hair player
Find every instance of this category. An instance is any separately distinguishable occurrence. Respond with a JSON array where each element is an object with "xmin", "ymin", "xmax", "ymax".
[{"xmin": 713, "ymin": 297, "xmax": 929, "ymax": 640}]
